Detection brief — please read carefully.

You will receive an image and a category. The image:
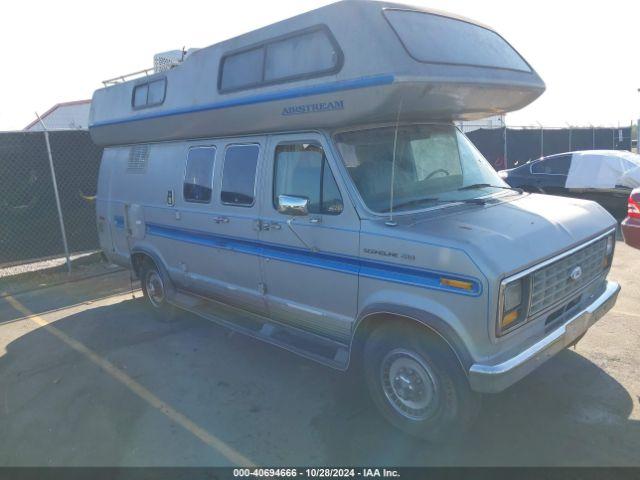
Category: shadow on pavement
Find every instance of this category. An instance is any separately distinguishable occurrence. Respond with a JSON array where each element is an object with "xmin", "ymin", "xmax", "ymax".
[
  {"xmin": 0, "ymin": 271, "xmax": 135, "ymax": 326},
  {"xmin": 0, "ymin": 297, "xmax": 637, "ymax": 466}
]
